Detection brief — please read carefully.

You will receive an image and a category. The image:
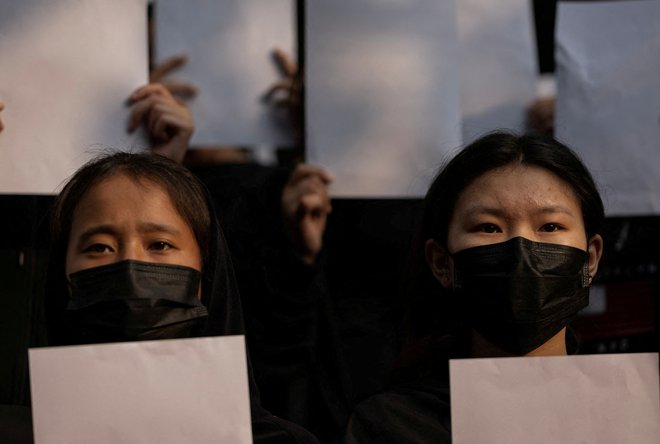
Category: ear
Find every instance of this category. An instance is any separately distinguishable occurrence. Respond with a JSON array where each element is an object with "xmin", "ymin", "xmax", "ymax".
[
  {"xmin": 425, "ymin": 239, "xmax": 453, "ymax": 289},
  {"xmin": 586, "ymin": 234, "xmax": 604, "ymax": 283}
]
